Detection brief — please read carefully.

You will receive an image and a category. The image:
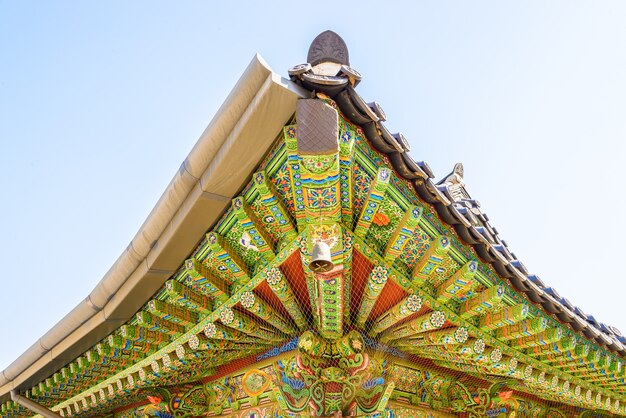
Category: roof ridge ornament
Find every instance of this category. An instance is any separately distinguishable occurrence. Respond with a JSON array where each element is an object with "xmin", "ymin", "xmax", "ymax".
[
  {"xmin": 289, "ymin": 31, "xmax": 362, "ymax": 96},
  {"xmin": 307, "ymin": 30, "xmax": 350, "ymax": 66},
  {"xmin": 439, "ymin": 162, "xmax": 470, "ymax": 203}
]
